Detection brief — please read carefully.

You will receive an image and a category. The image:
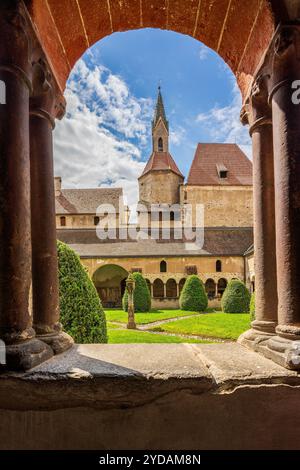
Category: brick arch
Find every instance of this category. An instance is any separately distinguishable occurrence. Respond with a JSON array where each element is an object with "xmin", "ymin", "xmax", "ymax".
[{"xmin": 27, "ymin": 0, "xmax": 276, "ymax": 99}]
